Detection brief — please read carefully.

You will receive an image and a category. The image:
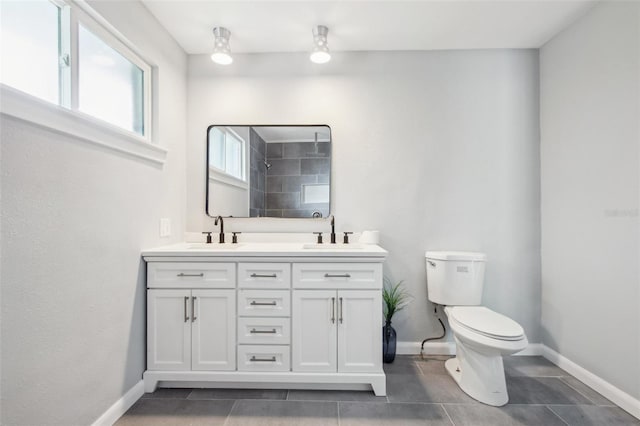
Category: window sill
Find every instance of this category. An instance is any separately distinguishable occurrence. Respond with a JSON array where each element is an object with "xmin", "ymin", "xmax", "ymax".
[
  {"xmin": 208, "ymin": 167, "xmax": 248, "ymax": 190},
  {"xmin": 0, "ymin": 84, "xmax": 167, "ymax": 166}
]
